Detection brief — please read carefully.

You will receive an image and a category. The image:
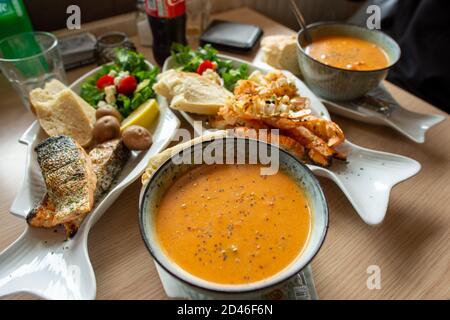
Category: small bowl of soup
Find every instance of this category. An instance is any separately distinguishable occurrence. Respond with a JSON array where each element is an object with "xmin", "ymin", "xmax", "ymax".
[
  {"xmin": 139, "ymin": 137, "xmax": 328, "ymax": 298},
  {"xmin": 297, "ymin": 22, "xmax": 401, "ymax": 101}
]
